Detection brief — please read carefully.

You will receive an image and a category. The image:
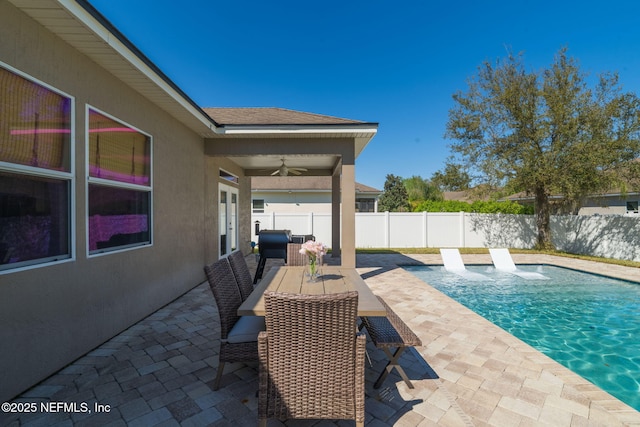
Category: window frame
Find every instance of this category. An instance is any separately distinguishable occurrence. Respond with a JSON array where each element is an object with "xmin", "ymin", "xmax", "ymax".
[
  {"xmin": 0, "ymin": 61, "xmax": 75, "ymax": 274},
  {"xmin": 252, "ymin": 199, "xmax": 265, "ymax": 213},
  {"xmin": 86, "ymin": 105, "xmax": 153, "ymax": 257}
]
